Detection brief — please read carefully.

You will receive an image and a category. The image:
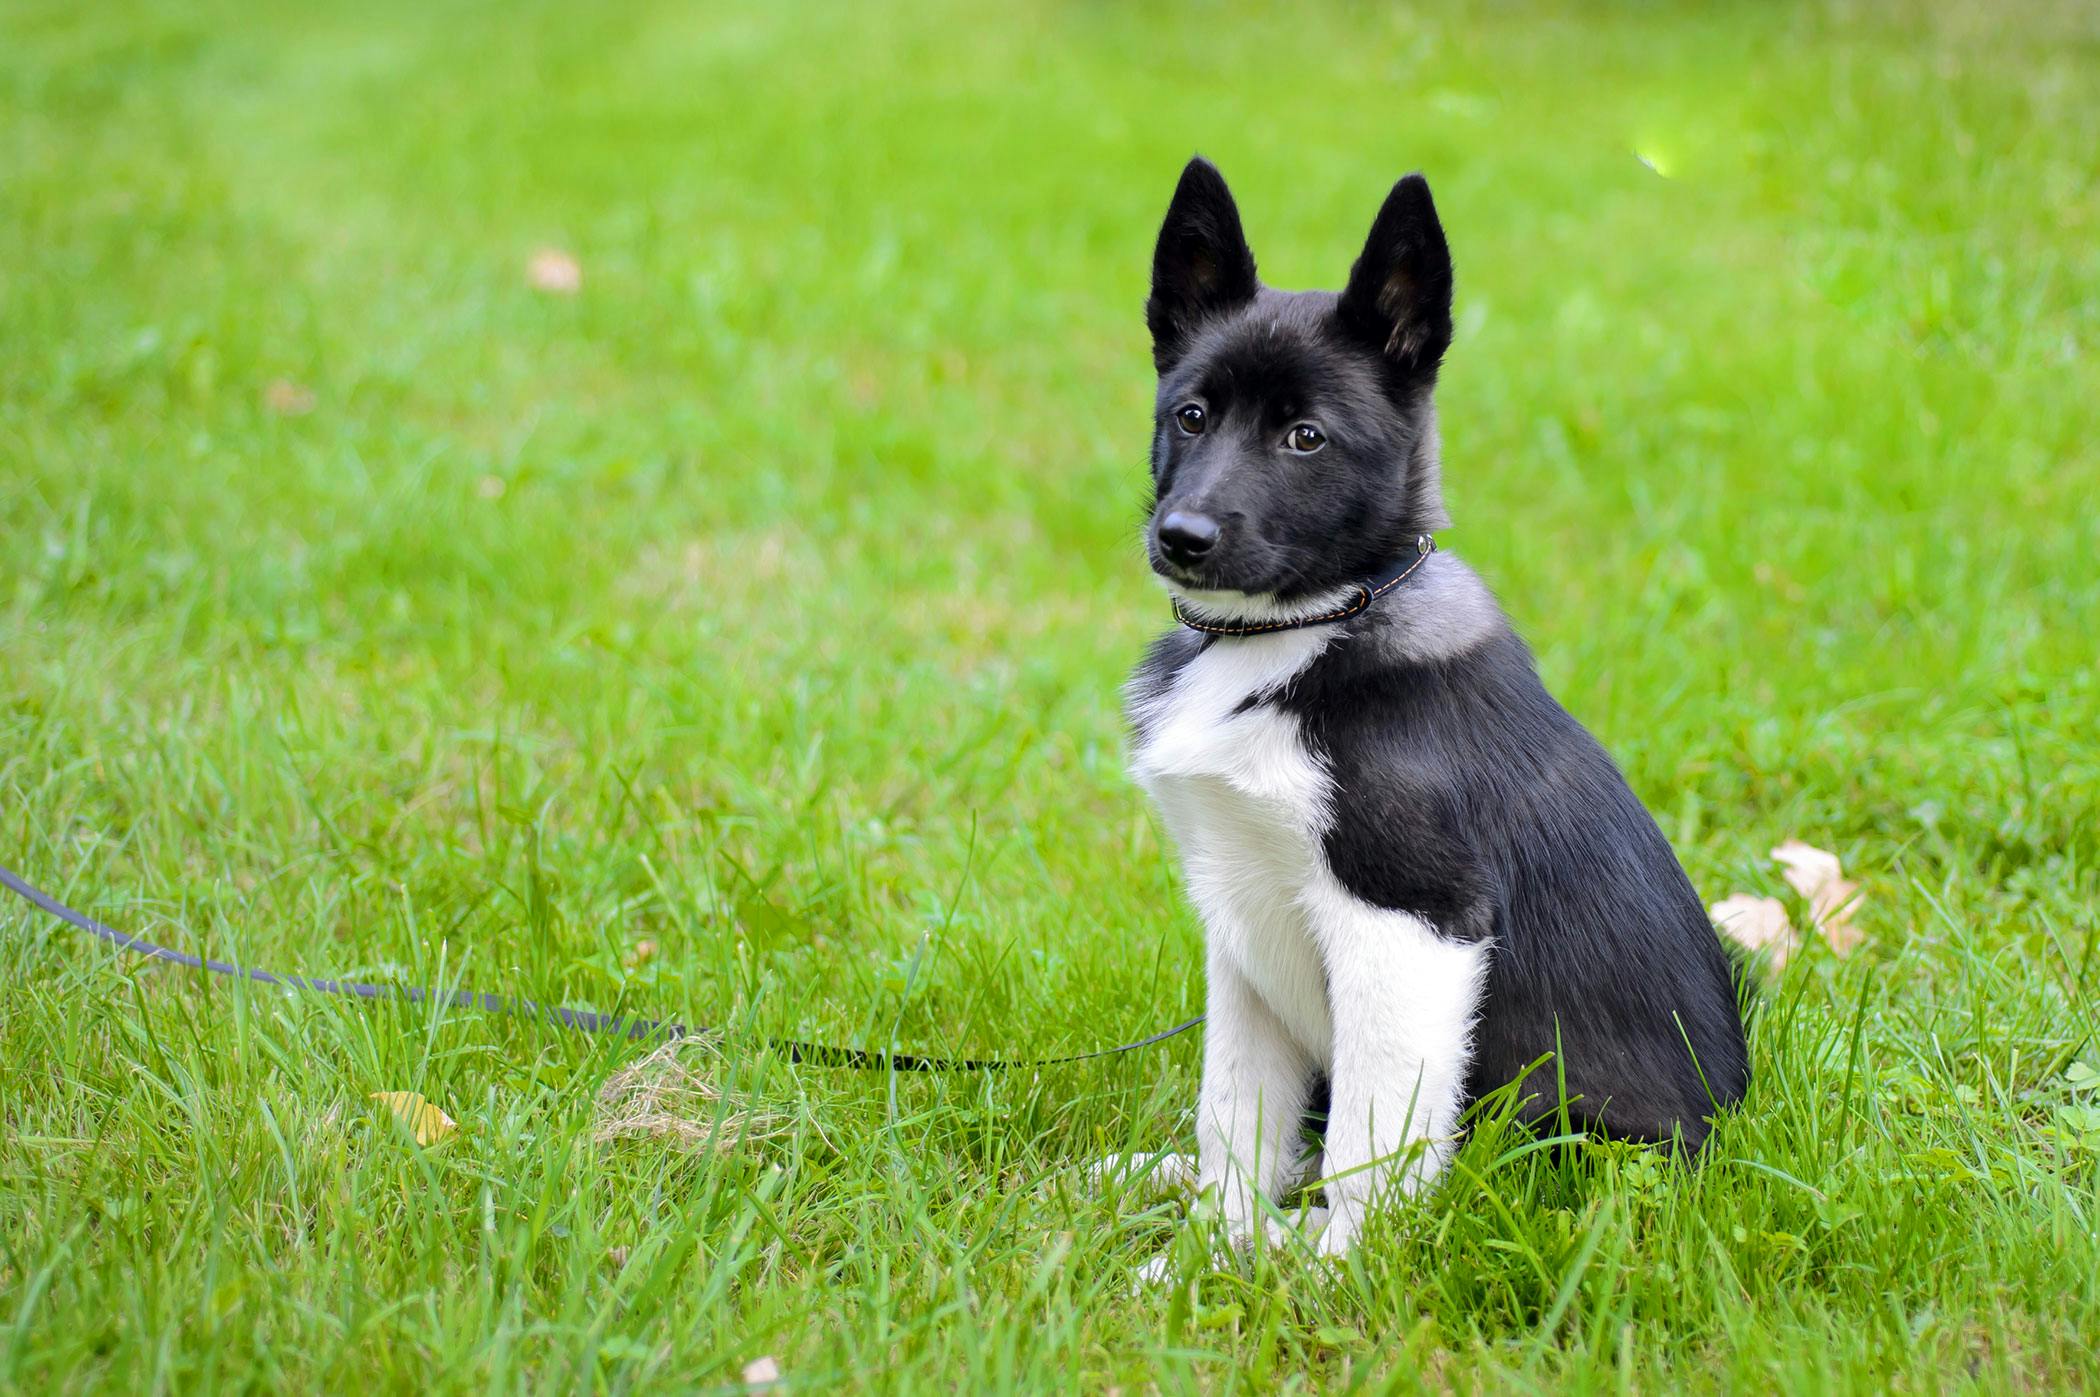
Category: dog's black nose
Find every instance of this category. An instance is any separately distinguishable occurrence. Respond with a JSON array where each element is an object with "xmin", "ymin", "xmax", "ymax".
[{"xmin": 1157, "ymin": 511, "xmax": 1220, "ymax": 565}]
